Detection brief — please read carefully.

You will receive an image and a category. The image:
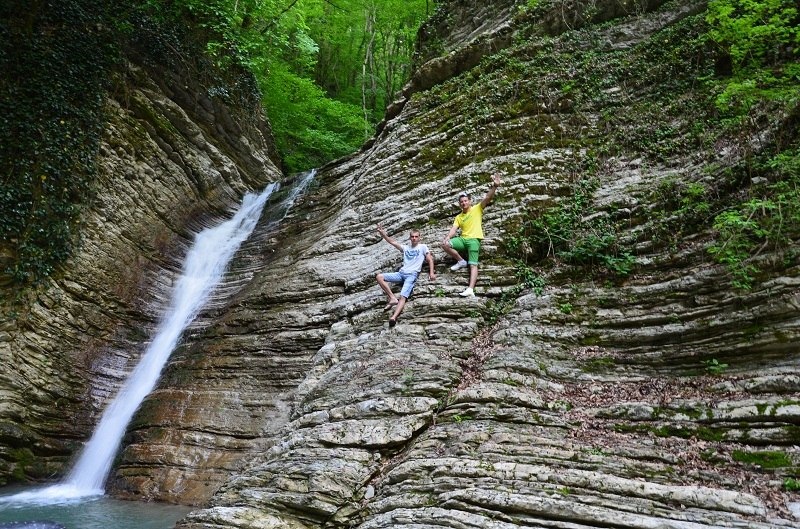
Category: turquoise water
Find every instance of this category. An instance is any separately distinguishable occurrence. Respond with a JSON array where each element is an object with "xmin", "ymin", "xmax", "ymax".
[{"xmin": 0, "ymin": 489, "xmax": 192, "ymax": 529}]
